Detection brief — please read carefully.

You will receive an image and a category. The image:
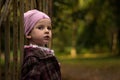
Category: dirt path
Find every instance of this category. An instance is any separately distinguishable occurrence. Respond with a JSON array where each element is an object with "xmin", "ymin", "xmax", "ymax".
[{"xmin": 61, "ymin": 63, "xmax": 120, "ymax": 80}]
